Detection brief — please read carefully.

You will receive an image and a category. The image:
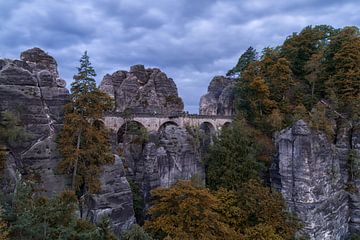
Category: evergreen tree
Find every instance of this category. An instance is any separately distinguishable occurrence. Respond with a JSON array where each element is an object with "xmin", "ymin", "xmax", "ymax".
[
  {"xmin": 71, "ymin": 51, "xmax": 97, "ymax": 97},
  {"xmin": 3, "ymin": 181, "xmax": 115, "ymax": 240},
  {"xmin": 227, "ymin": 46, "xmax": 257, "ymax": 77},
  {"xmin": 58, "ymin": 51, "xmax": 114, "ymax": 194},
  {"xmin": 205, "ymin": 120, "xmax": 266, "ymax": 191},
  {"xmin": 281, "ymin": 25, "xmax": 337, "ymax": 78}
]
